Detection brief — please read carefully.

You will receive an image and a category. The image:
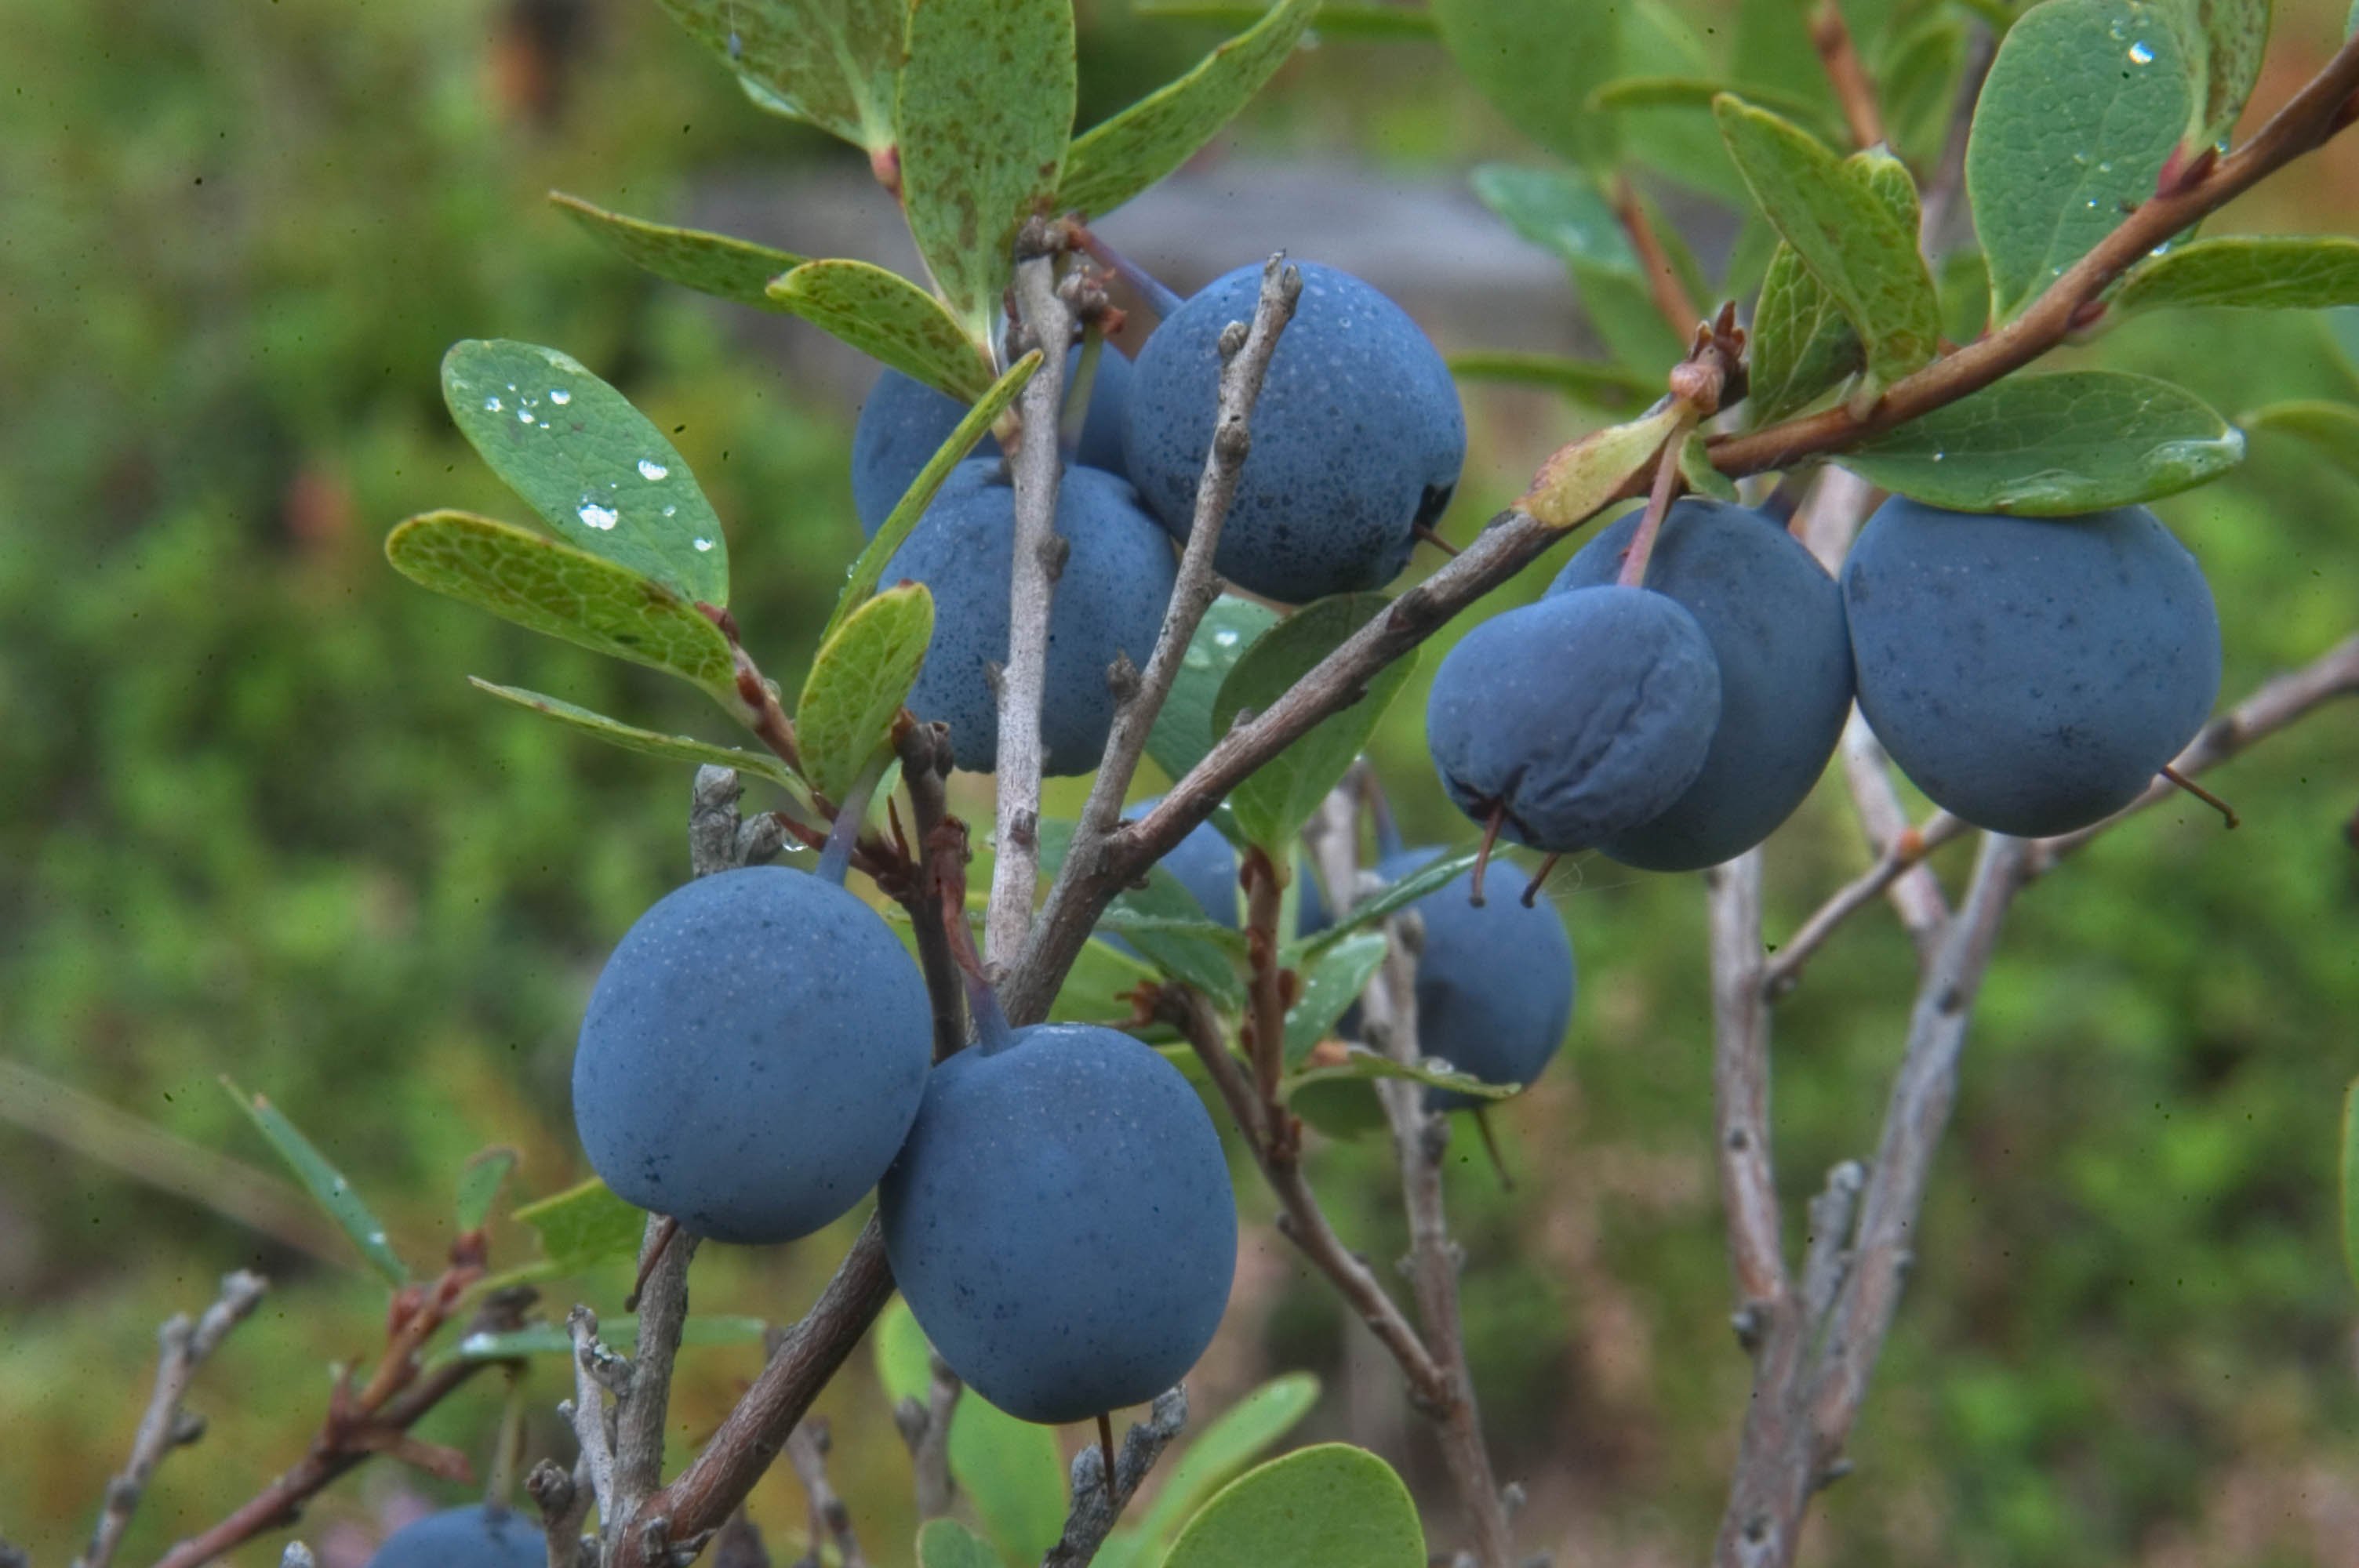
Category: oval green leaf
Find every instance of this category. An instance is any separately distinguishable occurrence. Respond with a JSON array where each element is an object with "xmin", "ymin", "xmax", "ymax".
[
  {"xmin": 897, "ymin": 0, "xmax": 1077, "ymax": 339},
  {"xmin": 1144, "ymin": 595, "xmax": 1283, "ymax": 785},
  {"xmin": 655, "ymin": 0, "xmax": 905, "ymax": 151},
  {"xmin": 1132, "ymin": 1374, "xmax": 1322, "ymax": 1549},
  {"xmin": 1286, "ymin": 849, "xmax": 1479, "ymax": 963},
  {"xmin": 385, "ymin": 511, "xmax": 739, "ymax": 704},
  {"xmin": 1837, "ymin": 370, "xmax": 2245, "ymax": 514},
  {"xmin": 796, "ymin": 583, "xmax": 935, "ymax": 802},
  {"xmin": 2116, "ymin": 235, "xmax": 2359, "ymax": 314},
  {"xmin": 1059, "ymin": 0, "xmax": 1318, "ymax": 220},
  {"xmin": 1966, "ymin": 0, "xmax": 2192, "ymax": 323},
  {"xmin": 2175, "ymin": 0, "xmax": 2270, "ymax": 151},
  {"xmin": 1714, "ymin": 96, "xmax": 1940, "ymax": 387},
  {"xmin": 507, "ymin": 1177, "xmax": 648, "ymax": 1281},
  {"xmin": 221, "ymin": 1077, "xmax": 407, "ymax": 1286},
  {"xmin": 1518, "ymin": 403, "xmax": 1685, "ymax": 529},
  {"xmin": 455, "ymin": 1146, "xmax": 518, "ymax": 1234},
  {"xmin": 442, "ymin": 340, "xmax": 729, "ymax": 605},
  {"xmin": 1210, "ymin": 595, "xmax": 1418, "ymax": 851},
  {"xmin": 469, "ymin": 680, "xmax": 799, "ymax": 789},
  {"xmin": 769, "ymin": 259, "xmax": 996, "ymax": 403},
  {"xmin": 550, "ymin": 193, "xmax": 809, "ymax": 310},
  {"xmin": 1159, "ymin": 1443, "xmax": 1425, "ymax": 1568},
  {"xmin": 917, "ymin": 1520, "xmax": 1001, "ymax": 1568}
]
